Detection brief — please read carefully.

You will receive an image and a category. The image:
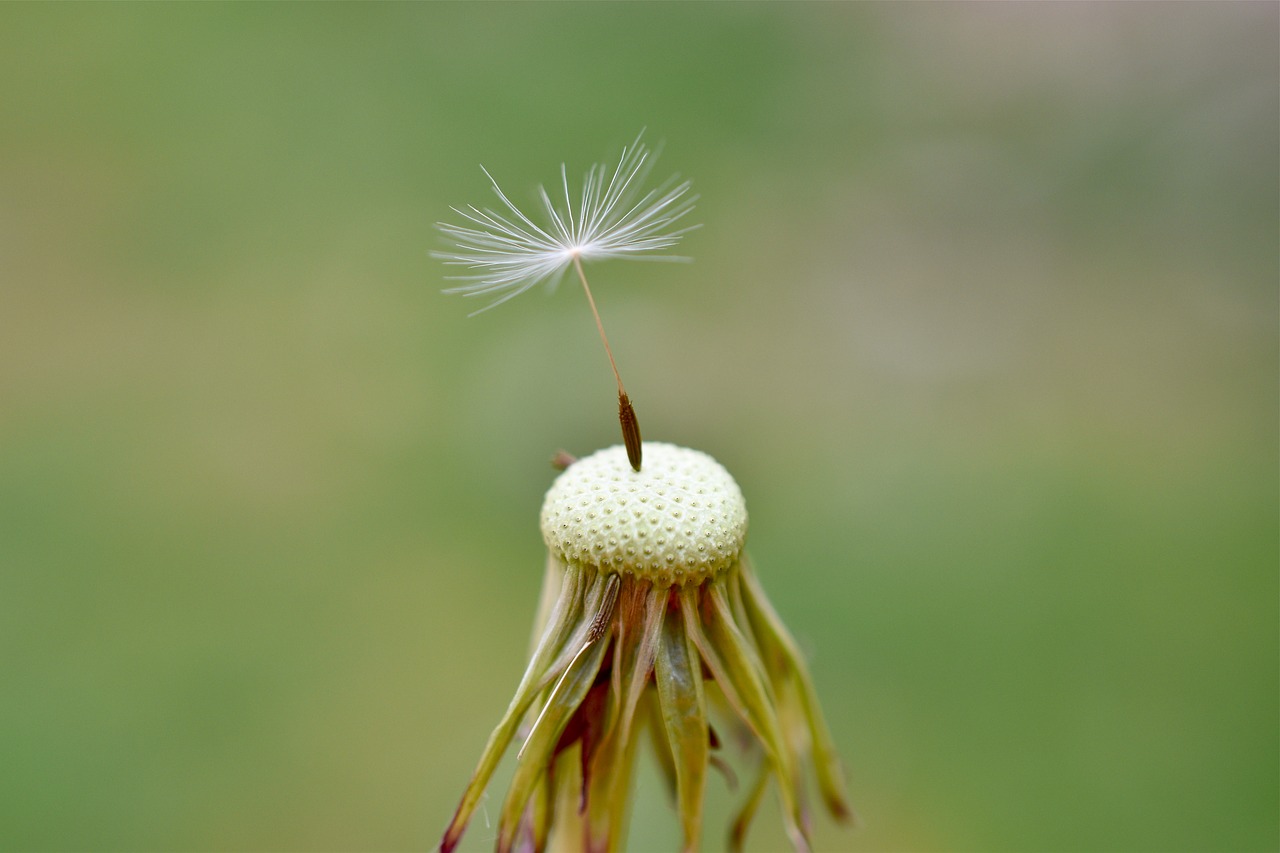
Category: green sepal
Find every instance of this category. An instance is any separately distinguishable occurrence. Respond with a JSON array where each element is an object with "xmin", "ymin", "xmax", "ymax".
[
  {"xmin": 741, "ymin": 558, "xmax": 854, "ymax": 823},
  {"xmin": 440, "ymin": 563, "xmax": 586, "ymax": 853},
  {"xmin": 683, "ymin": 581, "xmax": 810, "ymax": 852},
  {"xmin": 496, "ymin": 611, "xmax": 613, "ymax": 853}
]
